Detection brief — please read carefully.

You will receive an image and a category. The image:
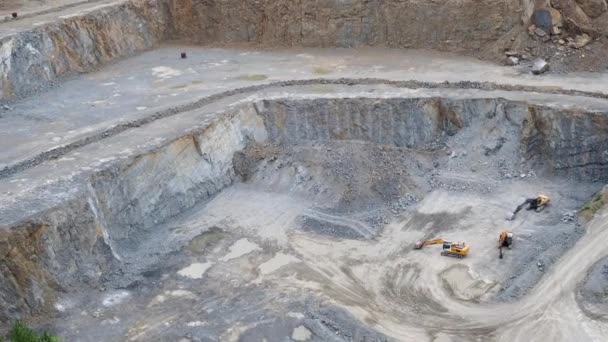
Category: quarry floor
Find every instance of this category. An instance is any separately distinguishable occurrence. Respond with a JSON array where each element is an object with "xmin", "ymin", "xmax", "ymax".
[
  {"xmin": 42, "ymin": 178, "xmax": 607, "ymax": 342},
  {"xmin": 1, "ymin": 45, "xmax": 608, "ymax": 342}
]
